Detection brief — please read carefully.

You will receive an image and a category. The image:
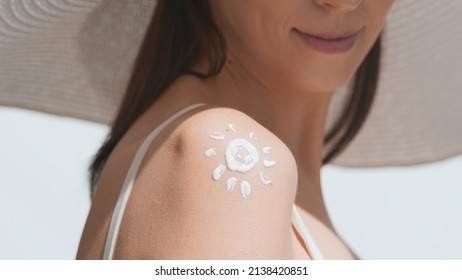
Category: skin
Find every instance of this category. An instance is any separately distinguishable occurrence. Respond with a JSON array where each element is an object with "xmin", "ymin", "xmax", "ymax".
[
  {"xmin": 77, "ymin": 0, "xmax": 395, "ymax": 260},
  {"xmin": 197, "ymin": 0, "xmax": 394, "ymax": 231}
]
